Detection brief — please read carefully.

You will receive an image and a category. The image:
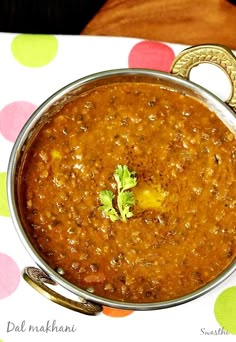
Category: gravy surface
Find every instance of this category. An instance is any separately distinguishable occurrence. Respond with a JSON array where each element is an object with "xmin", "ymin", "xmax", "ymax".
[{"xmin": 18, "ymin": 82, "xmax": 236, "ymax": 303}]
